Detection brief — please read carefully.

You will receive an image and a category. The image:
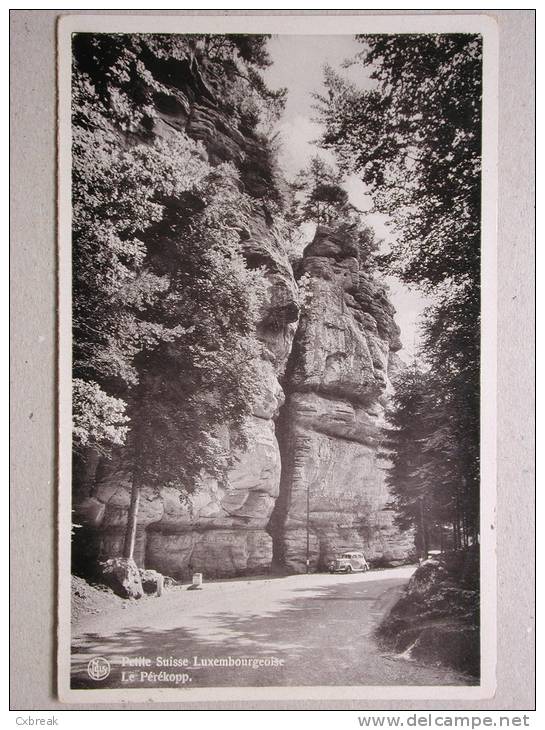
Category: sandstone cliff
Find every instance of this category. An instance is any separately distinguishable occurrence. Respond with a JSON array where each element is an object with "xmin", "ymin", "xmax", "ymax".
[{"xmin": 270, "ymin": 226, "xmax": 414, "ymax": 572}]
